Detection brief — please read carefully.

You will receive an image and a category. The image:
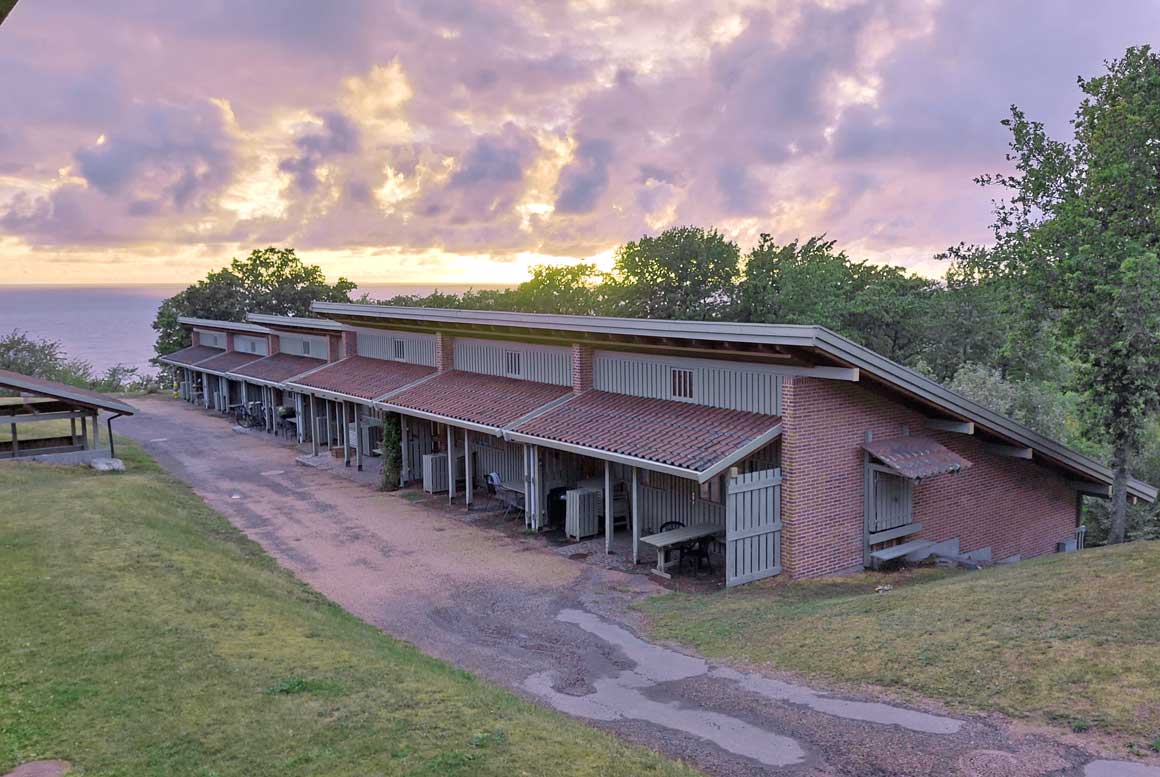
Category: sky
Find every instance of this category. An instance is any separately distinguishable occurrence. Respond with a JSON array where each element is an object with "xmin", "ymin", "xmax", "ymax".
[{"xmin": 1, "ymin": 1, "xmax": 1157, "ymax": 286}]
